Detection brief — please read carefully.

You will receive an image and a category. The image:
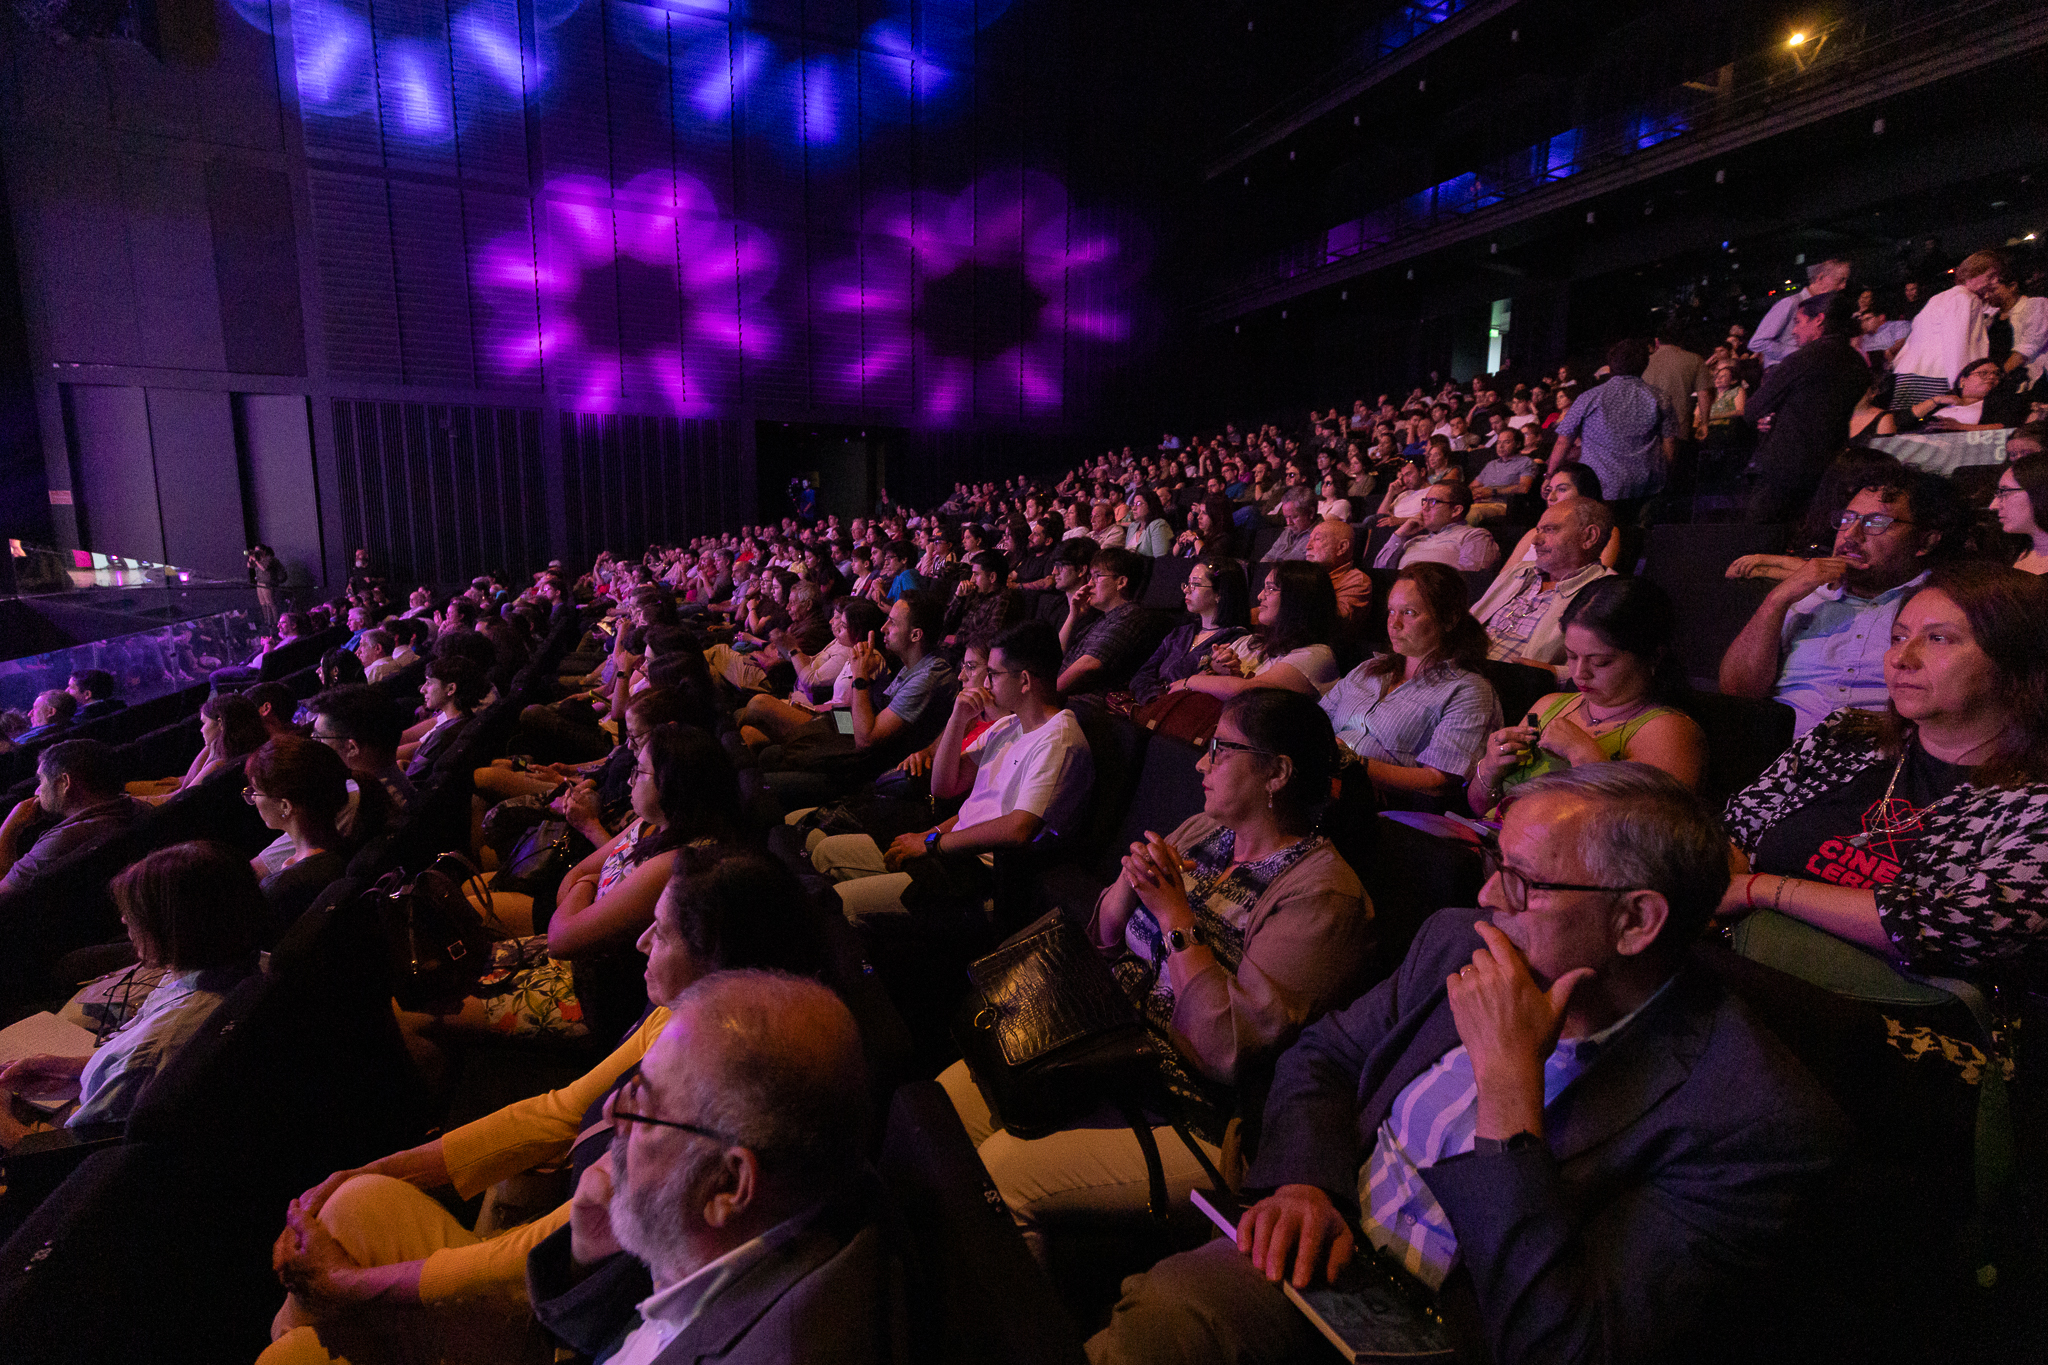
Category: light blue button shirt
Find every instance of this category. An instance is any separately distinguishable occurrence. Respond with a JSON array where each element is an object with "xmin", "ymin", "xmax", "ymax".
[{"xmin": 1775, "ymin": 573, "xmax": 1927, "ymax": 736}]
